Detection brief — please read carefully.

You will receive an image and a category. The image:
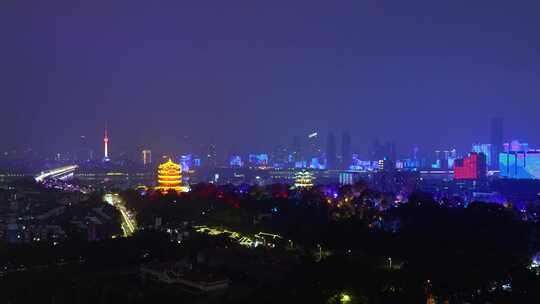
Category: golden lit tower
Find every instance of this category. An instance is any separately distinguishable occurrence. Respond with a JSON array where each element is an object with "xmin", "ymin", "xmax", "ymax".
[
  {"xmin": 294, "ymin": 170, "xmax": 315, "ymax": 188},
  {"xmin": 156, "ymin": 158, "xmax": 188, "ymax": 192}
]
